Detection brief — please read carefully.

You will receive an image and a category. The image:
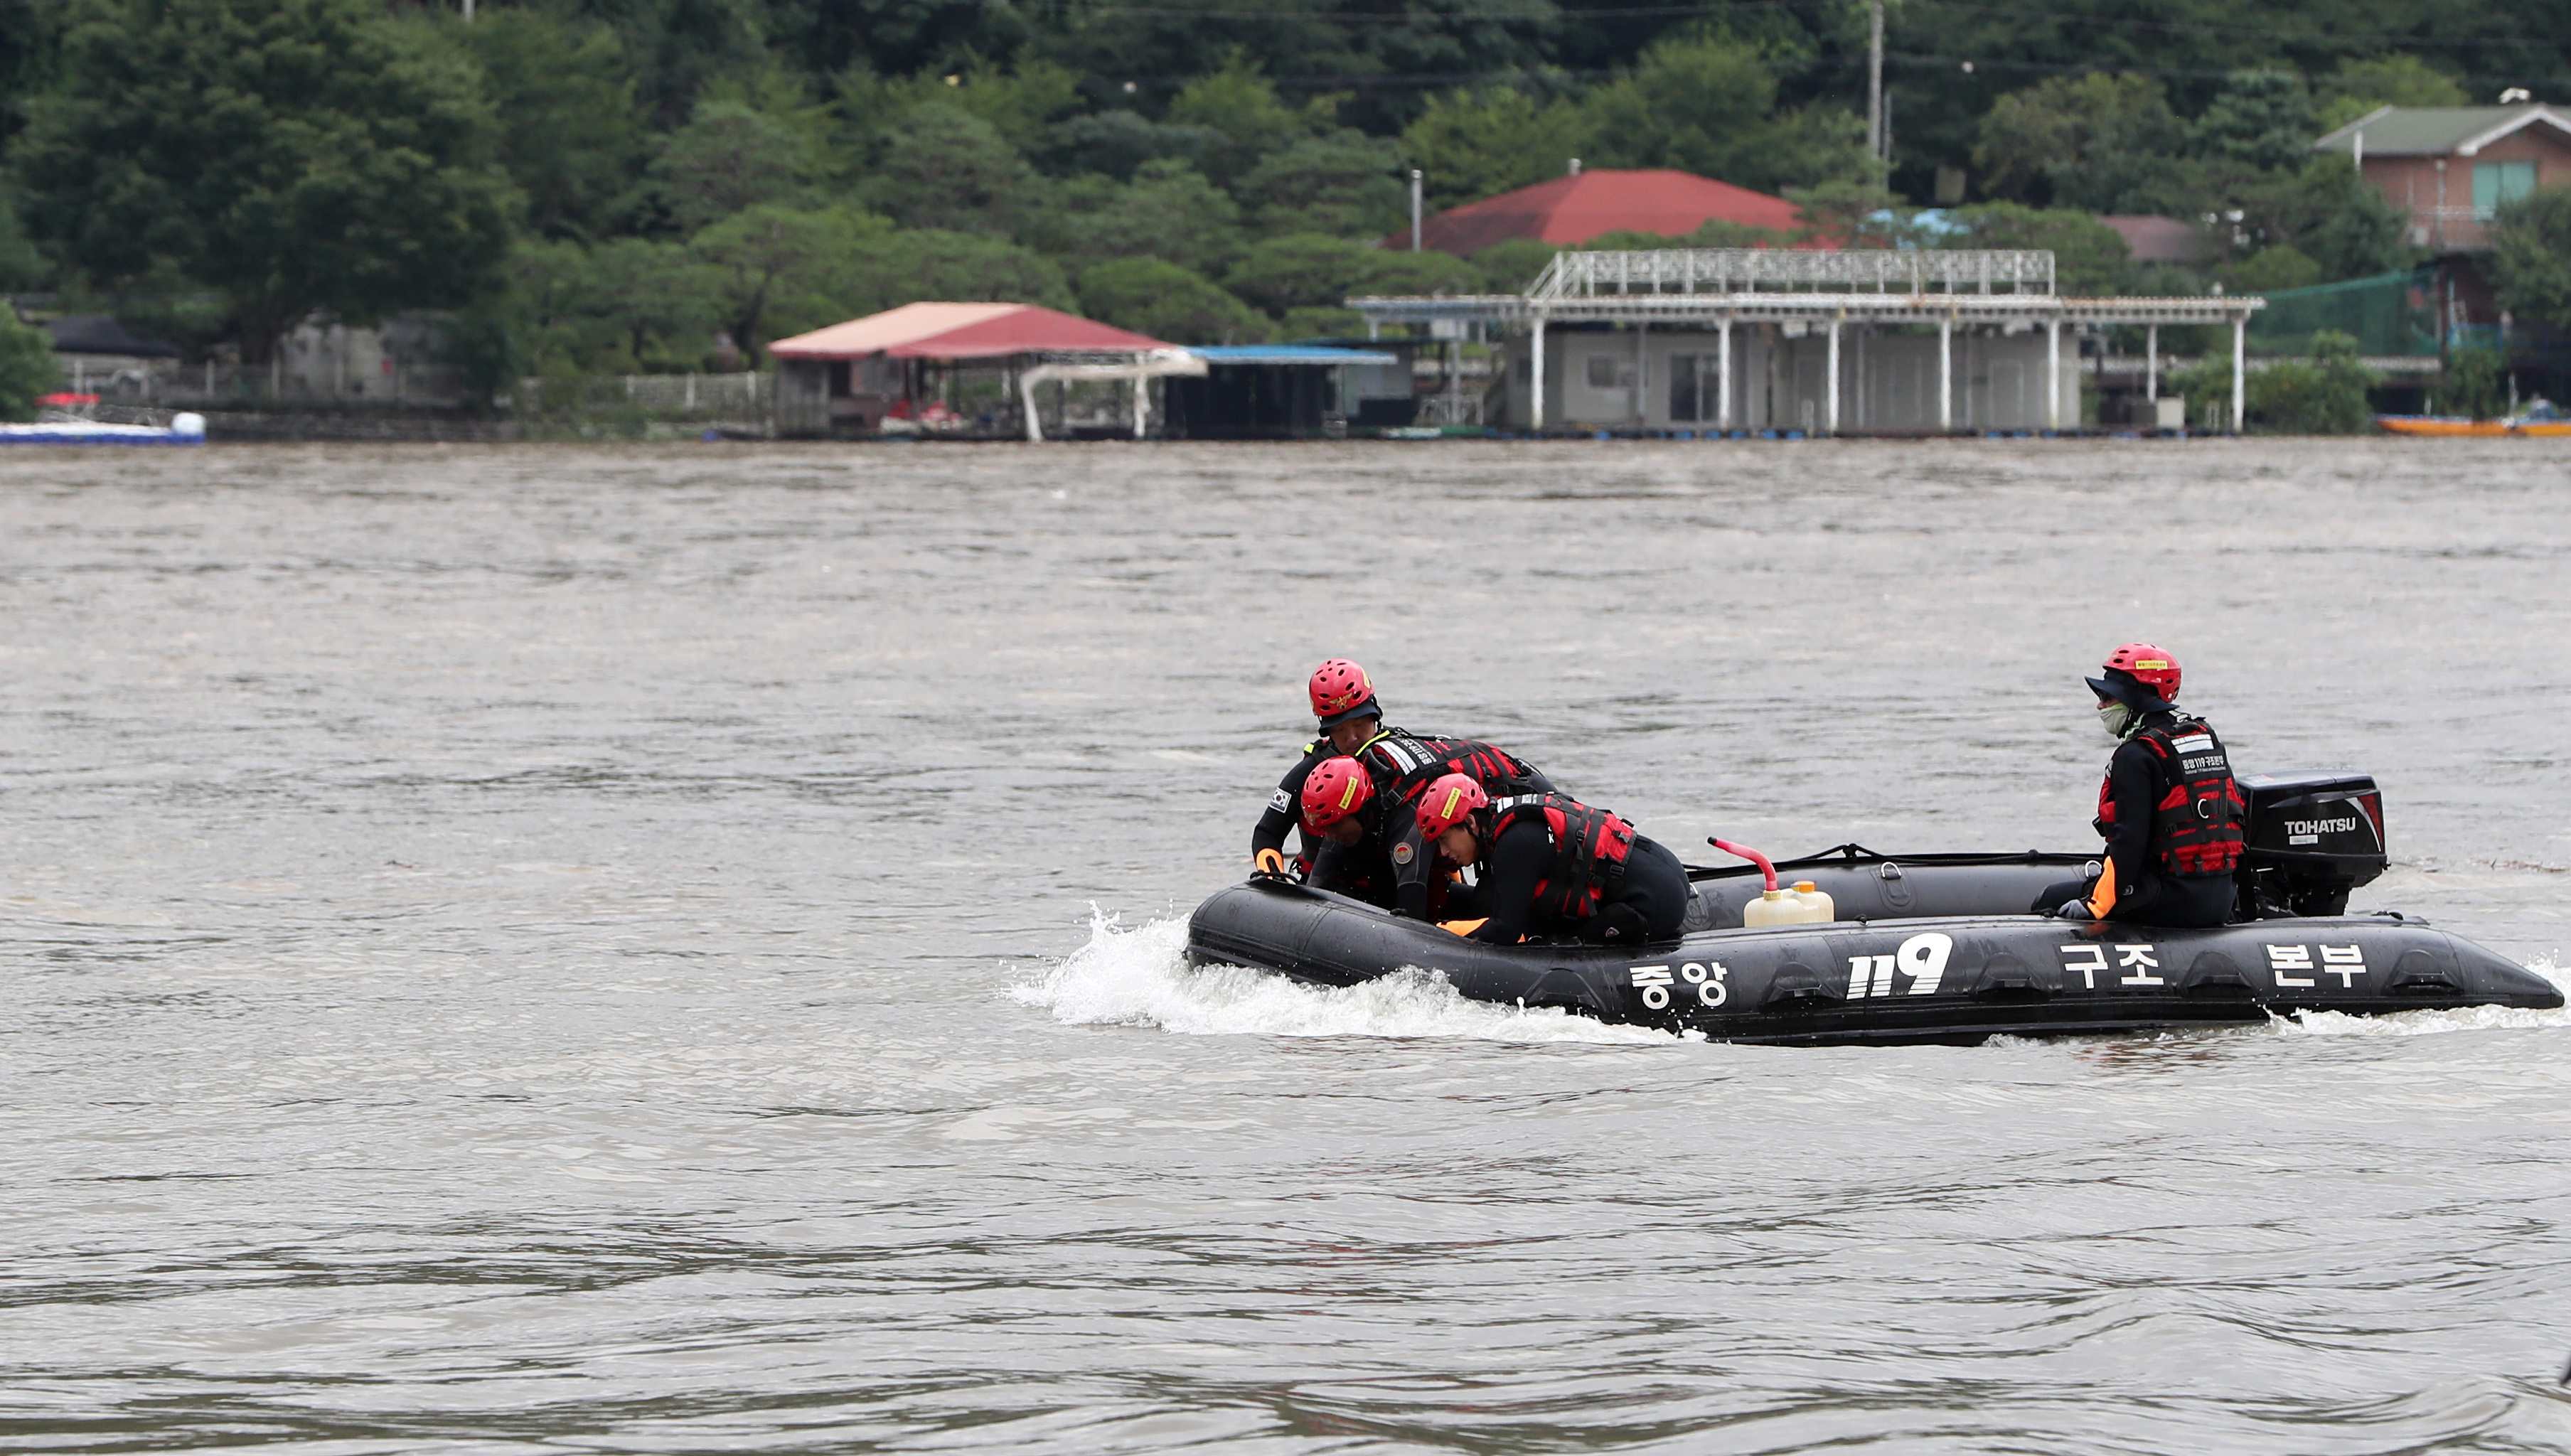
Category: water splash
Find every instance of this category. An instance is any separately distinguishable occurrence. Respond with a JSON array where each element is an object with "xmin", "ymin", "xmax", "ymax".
[
  {"xmin": 2273, "ymin": 956, "xmax": 2571, "ymax": 1037},
  {"xmin": 1014, "ymin": 909, "xmax": 1676, "ymax": 1045}
]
